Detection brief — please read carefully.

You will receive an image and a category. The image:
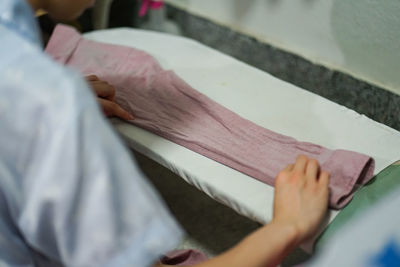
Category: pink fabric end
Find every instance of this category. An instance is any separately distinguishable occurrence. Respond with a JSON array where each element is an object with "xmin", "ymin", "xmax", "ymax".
[
  {"xmin": 160, "ymin": 249, "xmax": 208, "ymax": 266},
  {"xmin": 45, "ymin": 25, "xmax": 81, "ymax": 64}
]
